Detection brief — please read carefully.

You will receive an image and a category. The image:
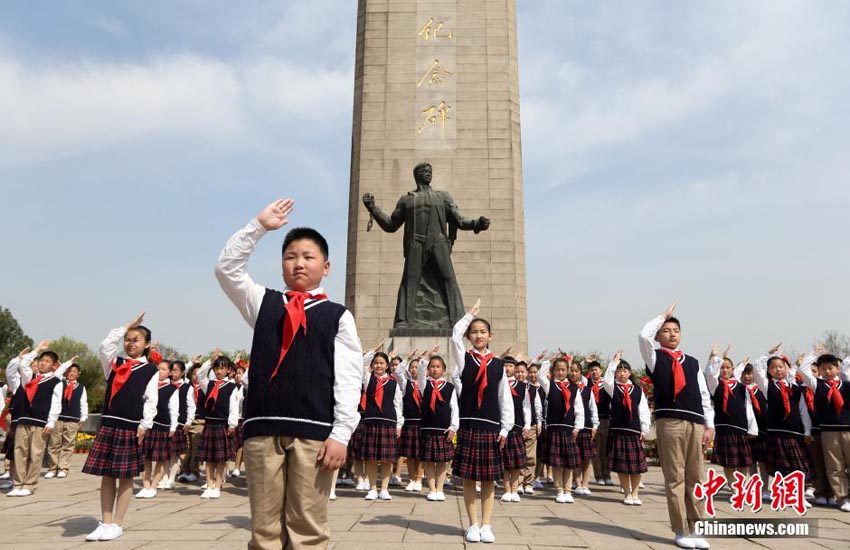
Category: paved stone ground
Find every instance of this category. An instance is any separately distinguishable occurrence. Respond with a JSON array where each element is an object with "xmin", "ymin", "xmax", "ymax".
[{"xmin": 0, "ymin": 455, "xmax": 847, "ymax": 549}]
